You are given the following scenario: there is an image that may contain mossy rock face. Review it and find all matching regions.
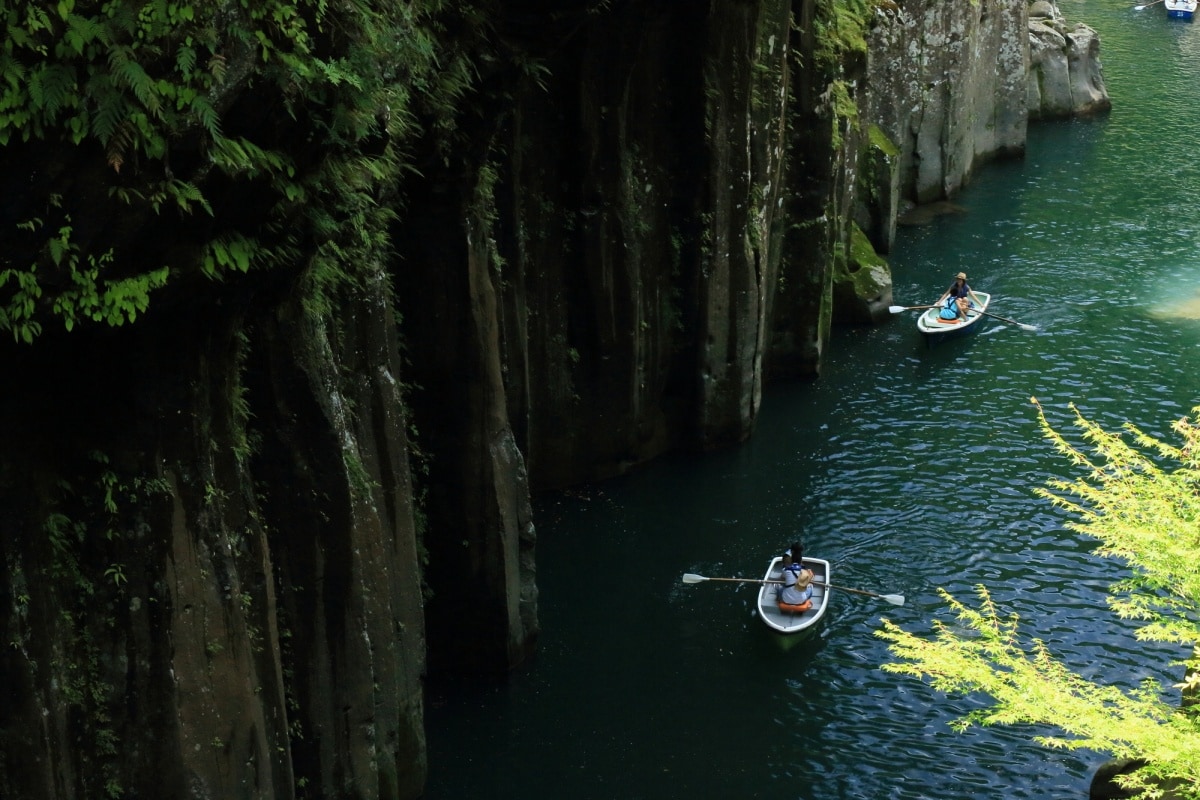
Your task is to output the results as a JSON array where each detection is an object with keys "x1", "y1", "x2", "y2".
[
  {"x1": 832, "y1": 224, "x2": 892, "y2": 325},
  {"x1": 867, "y1": 123, "x2": 900, "y2": 159},
  {"x1": 848, "y1": 223, "x2": 887, "y2": 272}
]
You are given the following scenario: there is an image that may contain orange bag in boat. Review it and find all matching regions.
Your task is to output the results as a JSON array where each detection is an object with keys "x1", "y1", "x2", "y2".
[{"x1": 777, "y1": 600, "x2": 812, "y2": 613}]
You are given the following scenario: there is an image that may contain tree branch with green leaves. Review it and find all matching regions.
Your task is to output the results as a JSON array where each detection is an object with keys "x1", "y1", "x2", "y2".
[{"x1": 877, "y1": 398, "x2": 1200, "y2": 799}]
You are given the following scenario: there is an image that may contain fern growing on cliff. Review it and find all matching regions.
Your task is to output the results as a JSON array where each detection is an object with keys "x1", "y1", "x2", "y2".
[{"x1": 0, "y1": 0, "x2": 467, "y2": 342}]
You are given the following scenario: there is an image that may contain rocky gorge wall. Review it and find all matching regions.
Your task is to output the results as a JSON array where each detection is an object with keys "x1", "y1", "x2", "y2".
[
  {"x1": 0, "y1": 1, "x2": 1107, "y2": 798},
  {"x1": 853, "y1": 0, "x2": 1108, "y2": 259},
  {"x1": 400, "y1": 0, "x2": 1109, "y2": 781}
]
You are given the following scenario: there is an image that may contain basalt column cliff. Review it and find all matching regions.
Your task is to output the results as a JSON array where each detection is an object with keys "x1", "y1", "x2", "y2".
[{"x1": 0, "y1": 1, "x2": 1104, "y2": 798}]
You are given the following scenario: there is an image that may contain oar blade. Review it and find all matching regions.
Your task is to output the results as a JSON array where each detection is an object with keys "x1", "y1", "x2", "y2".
[
  {"x1": 980, "y1": 310, "x2": 1036, "y2": 330},
  {"x1": 888, "y1": 305, "x2": 907, "y2": 314},
  {"x1": 883, "y1": 594, "x2": 905, "y2": 606},
  {"x1": 681, "y1": 573, "x2": 708, "y2": 584}
]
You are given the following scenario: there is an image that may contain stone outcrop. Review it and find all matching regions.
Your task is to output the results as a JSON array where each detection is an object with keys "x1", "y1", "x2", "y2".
[
  {"x1": 854, "y1": 0, "x2": 1109, "y2": 258},
  {"x1": 859, "y1": 0, "x2": 1030, "y2": 247},
  {"x1": 1028, "y1": 1, "x2": 1112, "y2": 119}
]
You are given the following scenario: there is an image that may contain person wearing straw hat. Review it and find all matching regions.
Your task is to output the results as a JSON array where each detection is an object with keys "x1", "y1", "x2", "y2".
[
  {"x1": 935, "y1": 271, "x2": 983, "y2": 321},
  {"x1": 777, "y1": 542, "x2": 814, "y2": 612}
]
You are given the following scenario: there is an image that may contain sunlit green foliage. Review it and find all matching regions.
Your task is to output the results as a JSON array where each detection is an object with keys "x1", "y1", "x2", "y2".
[
  {"x1": 1034, "y1": 403, "x2": 1200, "y2": 650},
  {"x1": 878, "y1": 400, "x2": 1200, "y2": 798}
]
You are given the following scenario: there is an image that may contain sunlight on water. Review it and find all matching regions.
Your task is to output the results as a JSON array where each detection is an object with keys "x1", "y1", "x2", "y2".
[{"x1": 1150, "y1": 287, "x2": 1200, "y2": 319}]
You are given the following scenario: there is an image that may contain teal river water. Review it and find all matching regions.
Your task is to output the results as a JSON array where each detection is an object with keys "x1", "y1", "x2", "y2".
[{"x1": 424, "y1": 3, "x2": 1200, "y2": 797}]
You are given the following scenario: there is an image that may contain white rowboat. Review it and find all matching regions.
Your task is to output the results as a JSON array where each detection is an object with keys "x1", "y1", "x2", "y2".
[
  {"x1": 756, "y1": 556, "x2": 831, "y2": 635},
  {"x1": 915, "y1": 290, "x2": 992, "y2": 346}
]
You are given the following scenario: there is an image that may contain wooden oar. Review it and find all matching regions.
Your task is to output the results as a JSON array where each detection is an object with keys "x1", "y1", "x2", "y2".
[
  {"x1": 977, "y1": 309, "x2": 1037, "y2": 331},
  {"x1": 1135, "y1": 0, "x2": 1164, "y2": 9},
  {"x1": 892, "y1": 302, "x2": 1034, "y2": 330},
  {"x1": 888, "y1": 304, "x2": 937, "y2": 314},
  {"x1": 681, "y1": 573, "x2": 905, "y2": 606}
]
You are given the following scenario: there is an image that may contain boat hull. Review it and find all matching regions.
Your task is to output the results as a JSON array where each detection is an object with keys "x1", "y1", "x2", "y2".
[
  {"x1": 915, "y1": 290, "x2": 991, "y2": 347},
  {"x1": 756, "y1": 556, "x2": 831, "y2": 636},
  {"x1": 1167, "y1": 0, "x2": 1196, "y2": 18}
]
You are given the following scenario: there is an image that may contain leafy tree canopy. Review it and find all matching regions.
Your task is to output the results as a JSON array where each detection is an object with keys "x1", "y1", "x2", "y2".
[
  {"x1": 878, "y1": 398, "x2": 1200, "y2": 799},
  {"x1": 0, "y1": 0, "x2": 472, "y2": 342}
]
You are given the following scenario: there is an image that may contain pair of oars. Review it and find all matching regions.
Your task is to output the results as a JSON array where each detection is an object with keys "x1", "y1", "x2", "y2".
[
  {"x1": 1135, "y1": 0, "x2": 1164, "y2": 9},
  {"x1": 681, "y1": 573, "x2": 905, "y2": 606},
  {"x1": 888, "y1": 304, "x2": 1037, "y2": 332}
]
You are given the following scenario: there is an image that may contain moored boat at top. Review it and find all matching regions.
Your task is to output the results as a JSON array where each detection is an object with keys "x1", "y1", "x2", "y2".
[
  {"x1": 915, "y1": 290, "x2": 991, "y2": 347},
  {"x1": 1167, "y1": 0, "x2": 1197, "y2": 19},
  {"x1": 756, "y1": 556, "x2": 831, "y2": 635}
]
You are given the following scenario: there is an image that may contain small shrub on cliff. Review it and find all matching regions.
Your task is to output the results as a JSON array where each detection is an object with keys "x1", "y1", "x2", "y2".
[{"x1": 878, "y1": 399, "x2": 1200, "y2": 798}]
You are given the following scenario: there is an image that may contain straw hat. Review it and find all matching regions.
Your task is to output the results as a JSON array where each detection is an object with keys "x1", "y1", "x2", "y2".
[{"x1": 956, "y1": 271, "x2": 967, "y2": 280}]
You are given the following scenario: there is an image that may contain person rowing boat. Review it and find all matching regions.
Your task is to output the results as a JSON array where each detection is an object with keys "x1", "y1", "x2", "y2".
[{"x1": 934, "y1": 271, "x2": 984, "y2": 321}]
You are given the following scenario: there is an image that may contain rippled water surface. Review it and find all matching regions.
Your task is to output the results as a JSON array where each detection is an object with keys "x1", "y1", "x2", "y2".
[{"x1": 425, "y1": 4, "x2": 1200, "y2": 797}]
